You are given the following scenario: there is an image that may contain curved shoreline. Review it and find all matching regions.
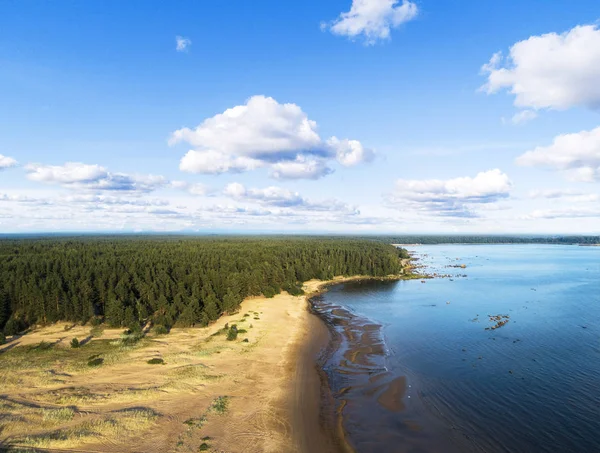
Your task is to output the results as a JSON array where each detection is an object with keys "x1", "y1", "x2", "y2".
[
  {"x1": 306, "y1": 275, "x2": 463, "y2": 453},
  {"x1": 304, "y1": 276, "x2": 406, "y2": 453}
]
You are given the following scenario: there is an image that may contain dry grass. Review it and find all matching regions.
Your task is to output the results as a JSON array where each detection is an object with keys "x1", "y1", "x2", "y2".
[{"x1": 0, "y1": 280, "x2": 331, "y2": 453}]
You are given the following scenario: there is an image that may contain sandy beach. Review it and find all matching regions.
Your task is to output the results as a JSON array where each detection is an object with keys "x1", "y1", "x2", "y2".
[{"x1": 0, "y1": 279, "x2": 351, "y2": 453}]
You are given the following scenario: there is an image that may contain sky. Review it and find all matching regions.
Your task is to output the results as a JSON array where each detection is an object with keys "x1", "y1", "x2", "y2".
[{"x1": 1, "y1": 0, "x2": 600, "y2": 234}]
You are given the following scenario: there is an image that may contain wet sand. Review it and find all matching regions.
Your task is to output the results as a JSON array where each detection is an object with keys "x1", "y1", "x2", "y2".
[{"x1": 310, "y1": 279, "x2": 461, "y2": 453}]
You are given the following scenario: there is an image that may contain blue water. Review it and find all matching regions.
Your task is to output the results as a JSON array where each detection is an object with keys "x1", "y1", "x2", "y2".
[{"x1": 321, "y1": 244, "x2": 600, "y2": 453}]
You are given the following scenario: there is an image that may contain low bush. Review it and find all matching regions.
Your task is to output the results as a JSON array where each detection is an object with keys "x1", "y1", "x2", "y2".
[
  {"x1": 147, "y1": 358, "x2": 164, "y2": 365},
  {"x1": 226, "y1": 325, "x2": 238, "y2": 341},
  {"x1": 70, "y1": 338, "x2": 80, "y2": 348},
  {"x1": 87, "y1": 357, "x2": 104, "y2": 367}
]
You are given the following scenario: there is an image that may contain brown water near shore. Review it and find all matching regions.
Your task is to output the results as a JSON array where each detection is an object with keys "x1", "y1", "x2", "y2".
[{"x1": 309, "y1": 280, "x2": 461, "y2": 453}]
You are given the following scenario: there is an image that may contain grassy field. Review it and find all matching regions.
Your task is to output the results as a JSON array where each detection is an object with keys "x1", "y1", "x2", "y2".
[{"x1": 0, "y1": 299, "x2": 274, "y2": 453}]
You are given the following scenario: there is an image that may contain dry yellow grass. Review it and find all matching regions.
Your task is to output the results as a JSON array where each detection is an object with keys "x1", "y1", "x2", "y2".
[{"x1": 0, "y1": 279, "x2": 339, "y2": 453}]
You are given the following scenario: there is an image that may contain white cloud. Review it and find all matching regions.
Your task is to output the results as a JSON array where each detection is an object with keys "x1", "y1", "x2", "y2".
[
  {"x1": 481, "y1": 25, "x2": 600, "y2": 110},
  {"x1": 25, "y1": 162, "x2": 168, "y2": 192},
  {"x1": 179, "y1": 150, "x2": 263, "y2": 174},
  {"x1": 170, "y1": 181, "x2": 211, "y2": 196},
  {"x1": 270, "y1": 156, "x2": 333, "y2": 180},
  {"x1": 0, "y1": 154, "x2": 17, "y2": 169},
  {"x1": 389, "y1": 169, "x2": 513, "y2": 217},
  {"x1": 328, "y1": 137, "x2": 375, "y2": 166},
  {"x1": 509, "y1": 110, "x2": 538, "y2": 125},
  {"x1": 516, "y1": 126, "x2": 600, "y2": 182},
  {"x1": 224, "y1": 182, "x2": 359, "y2": 214},
  {"x1": 527, "y1": 207, "x2": 600, "y2": 219},
  {"x1": 324, "y1": 0, "x2": 418, "y2": 45},
  {"x1": 176, "y1": 36, "x2": 191, "y2": 52},
  {"x1": 170, "y1": 95, "x2": 372, "y2": 179}
]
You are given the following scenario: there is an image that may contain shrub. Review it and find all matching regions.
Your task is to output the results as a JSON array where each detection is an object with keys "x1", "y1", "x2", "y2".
[
  {"x1": 0, "y1": 332, "x2": 5, "y2": 345},
  {"x1": 153, "y1": 324, "x2": 169, "y2": 335},
  {"x1": 237, "y1": 329, "x2": 247, "y2": 334},
  {"x1": 199, "y1": 443, "x2": 210, "y2": 451},
  {"x1": 262, "y1": 286, "x2": 278, "y2": 298},
  {"x1": 70, "y1": 338, "x2": 80, "y2": 348},
  {"x1": 147, "y1": 358, "x2": 164, "y2": 365},
  {"x1": 87, "y1": 357, "x2": 104, "y2": 367},
  {"x1": 212, "y1": 396, "x2": 229, "y2": 414},
  {"x1": 226, "y1": 325, "x2": 238, "y2": 341}
]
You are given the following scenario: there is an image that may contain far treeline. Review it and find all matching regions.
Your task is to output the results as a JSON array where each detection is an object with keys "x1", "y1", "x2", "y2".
[
  {"x1": 376, "y1": 235, "x2": 600, "y2": 244},
  {"x1": 0, "y1": 237, "x2": 409, "y2": 336}
]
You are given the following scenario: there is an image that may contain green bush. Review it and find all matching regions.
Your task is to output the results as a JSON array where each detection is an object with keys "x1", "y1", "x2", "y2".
[
  {"x1": 0, "y1": 332, "x2": 5, "y2": 345},
  {"x1": 147, "y1": 358, "x2": 165, "y2": 365},
  {"x1": 153, "y1": 324, "x2": 169, "y2": 335},
  {"x1": 199, "y1": 443, "x2": 210, "y2": 451},
  {"x1": 226, "y1": 325, "x2": 238, "y2": 341},
  {"x1": 87, "y1": 357, "x2": 104, "y2": 367},
  {"x1": 70, "y1": 338, "x2": 80, "y2": 348}
]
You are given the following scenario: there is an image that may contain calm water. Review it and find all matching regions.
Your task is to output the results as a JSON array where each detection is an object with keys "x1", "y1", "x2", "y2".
[{"x1": 318, "y1": 244, "x2": 600, "y2": 453}]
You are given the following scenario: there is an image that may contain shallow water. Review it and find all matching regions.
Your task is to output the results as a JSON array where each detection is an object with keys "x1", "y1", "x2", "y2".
[{"x1": 316, "y1": 244, "x2": 600, "y2": 453}]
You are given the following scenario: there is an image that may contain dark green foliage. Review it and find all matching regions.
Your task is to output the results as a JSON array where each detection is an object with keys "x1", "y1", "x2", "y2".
[
  {"x1": 70, "y1": 338, "x2": 80, "y2": 348},
  {"x1": 199, "y1": 443, "x2": 210, "y2": 451},
  {"x1": 147, "y1": 358, "x2": 164, "y2": 365},
  {"x1": 0, "y1": 332, "x2": 5, "y2": 344},
  {"x1": 226, "y1": 325, "x2": 238, "y2": 341},
  {"x1": 152, "y1": 324, "x2": 169, "y2": 335},
  {"x1": 0, "y1": 236, "x2": 405, "y2": 331},
  {"x1": 87, "y1": 357, "x2": 104, "y2": 367}
]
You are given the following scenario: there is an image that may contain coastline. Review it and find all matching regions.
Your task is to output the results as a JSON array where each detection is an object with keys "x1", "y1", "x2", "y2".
[
  {"x1": 307, "y1": 273, "x2": 465, "y2": 453},
  {"x1": 303, "y1": 274, "x2": 415, "y2": 453}
]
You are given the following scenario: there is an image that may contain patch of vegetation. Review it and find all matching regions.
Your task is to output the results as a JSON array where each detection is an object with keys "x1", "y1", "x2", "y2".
[
  {"x1": 0, "y1": 331, "x2": 5, "y2": 344},
  {"x1": 15, "y1": 408, "x2": 158, "y2": 449},
  {"x1": 29, "y1": 341, "x2": 54, "y2": 352},
  {"x1": 42, "y1": 407, "x2": 76, "y2": 423},
  {"x1": 90, "y1": 325, "x2": 104, "y2": 337},
  {"x1": 237, "y1": 329, "x2": 247, "y2": 334},
  {"x1": 70, "y1": 338, "x2": 80, "y2": 348},
  {"x1": 183, "y1": 415, "x2": 206, "y2": 429},
  {"x1": 226, "y1": 325, "x2": 238, "y2": 341},
  {"x1": 147, "y1": 358, "x2": 164, "y2": 365},
  {"x1": 199, "y1": 442, "x2": 210, "y2": 451},
  {"x1": 152, "y1": 324, "x2": 169, "y2": 335},
  {"x1": 87, "y1": 357, "x2": 104, "y2": 367},
  {"x1": 211, "y1": 396, "x2": 229, "y2": 414}
]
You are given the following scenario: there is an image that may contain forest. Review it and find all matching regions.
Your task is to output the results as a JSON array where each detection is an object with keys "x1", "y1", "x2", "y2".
[{"x1": 0, "y1": 236, "x2": 409, "y2": 336}]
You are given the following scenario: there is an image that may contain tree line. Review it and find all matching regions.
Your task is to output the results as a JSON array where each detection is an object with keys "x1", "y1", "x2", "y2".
[{"x1": 0, "y1": 236, "x2": 408, "y2": 335}]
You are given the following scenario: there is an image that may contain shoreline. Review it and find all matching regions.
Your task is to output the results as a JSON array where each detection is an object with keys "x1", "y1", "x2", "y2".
[
  {"x1": 306, "y1": 273, "x2": 464, "y2": 453},
  {"x1": 302, "y1": 274, "x2": 415, "y2": 453}
]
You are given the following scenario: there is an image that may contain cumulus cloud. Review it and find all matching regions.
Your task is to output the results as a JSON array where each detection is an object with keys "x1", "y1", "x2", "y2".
[
  {"x1": 25, "y1": 162, "x2": 168, "y2": 192},
  {"x1": 0, "y1": 154, "x2": 18, "y2": 169},
  {"x1": 323, "y1": 0, "x2": 418, "y2": 45},
  {"x1": 481, "y1": 25, "x2": 600, "y2": 110},
  {"x1": 170, "y1": 95, "x2": 372, "y2": 179},
  {"x1": 223, "y1": 182, "x2": 358, "y2": 214},
  {"x1": 328, "y1": 137, "x2": 375, "y2": 166},
  {"x1": 270, "y1": 156, "x2": 333, "y2": 180},
  {"x1": 389, "y1": 169, "x2": 512, "y2": 217},
  {"x1": 516, "y1": 126, "x2": 600, "y2": 182},
  {"x1": 176, "y1": 36, "x2": 191, "y2": 52}
]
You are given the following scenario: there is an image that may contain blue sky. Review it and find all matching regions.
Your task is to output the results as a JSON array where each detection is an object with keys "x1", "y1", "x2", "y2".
[{"x1": 1, "y1": 0, "x2": 600, "y2": 233}]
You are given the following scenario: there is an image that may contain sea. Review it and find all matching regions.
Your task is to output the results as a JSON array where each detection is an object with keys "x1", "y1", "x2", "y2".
[{"x1": 313, "y1": 244, "x2": 600, "y2": 453}]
